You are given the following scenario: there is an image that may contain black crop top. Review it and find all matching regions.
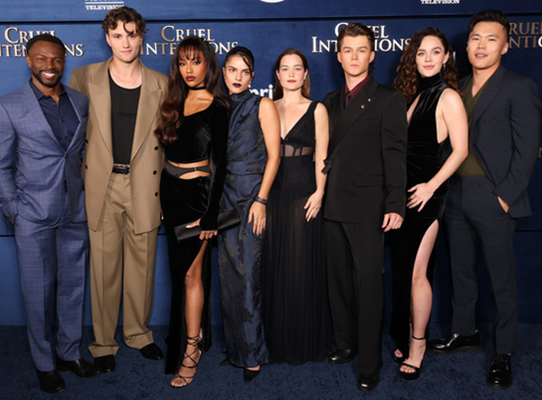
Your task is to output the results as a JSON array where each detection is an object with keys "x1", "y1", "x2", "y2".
[{"x1": 165, "y1": 98, "x2": 229, "y2": 230}]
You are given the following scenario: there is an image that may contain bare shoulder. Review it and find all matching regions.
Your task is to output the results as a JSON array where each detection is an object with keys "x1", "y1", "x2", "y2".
[
  {"x1": 440, "y1": 88, "x2": 463, "y2": 108},
  {"x1": 314, "y1": 102, "x2": 328, "y2": 118},
  {"x1": 259, "y1": 96, "x2": 277, "y2": 112}
]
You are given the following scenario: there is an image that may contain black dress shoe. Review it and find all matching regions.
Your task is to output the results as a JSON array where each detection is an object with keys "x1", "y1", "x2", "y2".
[
  {"x1": 328, "y1": 349, "x2": 356, "y2": 364},
  {"x1": 36, "y1": 369, "x2": 66, "y2": 394},
  {"x1": 139, "y1": 343, "x2": 164, "y2": 360},
  {"x1": 94, "y1": 355, "x2": 116, "y2": 373},
  {"x1": 244, "y1": 367, "x2": 261, "y2": 383},
  {"x1": 487, "y1": 353, "x2": 512, "y2": 390},
  {"x1": 428, "y1": 331, "x2": 481, "y2": 354},
  {"x1": 57, "y1": 357, "x2": 102, "y2": 378},
  {"x1": 357, "y1": 374, "x2": 379, "y2": 392}
]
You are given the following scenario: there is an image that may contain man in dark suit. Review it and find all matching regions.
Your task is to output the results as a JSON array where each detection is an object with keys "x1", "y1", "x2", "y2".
[
  {"x1": 429, "y1": 10, "x2": 541, "y2": 390},
  {"x1": 323, "y1": 23, "x2": 408, "y2": 391},
  {"x1": 0, "y1": 34, "x2": 101, "y2": 394}
]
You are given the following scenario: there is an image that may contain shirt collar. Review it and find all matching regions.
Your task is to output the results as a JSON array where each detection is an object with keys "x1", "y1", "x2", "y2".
[
  {"x1": 344, "y1": 75, "x2": 371, "y2": 100},
  {"x1": 29, "y1": 79, "x2": 66, "y2": 100}
]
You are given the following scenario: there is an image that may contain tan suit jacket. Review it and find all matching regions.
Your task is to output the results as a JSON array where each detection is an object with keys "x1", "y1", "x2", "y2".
[{"x1": 70, "y1": 58, "x2": 168, "y2": 234}]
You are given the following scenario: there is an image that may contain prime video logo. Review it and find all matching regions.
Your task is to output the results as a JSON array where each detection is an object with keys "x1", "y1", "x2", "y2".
[{"x1": 260, "y1": 0, "x2": 286, "y2": 3}]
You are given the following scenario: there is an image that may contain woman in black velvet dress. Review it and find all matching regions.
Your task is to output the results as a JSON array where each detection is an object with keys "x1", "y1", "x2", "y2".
[
  {"x1": 390, "y1": 27, "x2": 468, "y2": 380},
  {"x1": 155, "y1": 36, "x2": 229, "y2": 388}
]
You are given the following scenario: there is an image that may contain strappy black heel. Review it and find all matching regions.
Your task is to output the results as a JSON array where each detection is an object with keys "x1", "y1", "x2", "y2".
[{"x1": 171, "y1": 336, "x2": 202, "y2": 388}]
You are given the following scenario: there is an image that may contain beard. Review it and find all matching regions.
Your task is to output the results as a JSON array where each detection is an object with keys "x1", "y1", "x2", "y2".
[{"x1": 32, "y1": 69, "x2": 63, "y2": 88}]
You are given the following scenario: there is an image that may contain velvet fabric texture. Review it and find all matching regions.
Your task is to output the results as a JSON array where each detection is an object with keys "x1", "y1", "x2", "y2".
[
  {"x1": 389, "y1": 73, "x2": 450, "y2": 357},
  {"x1": 160, "y1": 98, "x2": 228, "y2": 373}
]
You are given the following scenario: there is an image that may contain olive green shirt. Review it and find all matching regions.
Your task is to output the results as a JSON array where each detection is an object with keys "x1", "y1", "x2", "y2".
[{"x1": 456, "y1": 77, "x2": 489, "y2": 177}]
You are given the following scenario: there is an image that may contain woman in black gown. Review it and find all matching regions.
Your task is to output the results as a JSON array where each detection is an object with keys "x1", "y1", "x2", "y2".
[
  {"x1": 390, "y1": 27, "x2": 468, "y2": 380},
  {"x1": 155, "y1": 36, "x2": 229, "y2": 388},
  {"x1": 262, "y1": 48, "x2": 331, "y2": 364},
  {"x1": 218, "y1": 46, "x2": 281, "y2": 382}
]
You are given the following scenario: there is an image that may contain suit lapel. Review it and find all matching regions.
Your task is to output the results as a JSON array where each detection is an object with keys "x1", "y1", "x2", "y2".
[
  {"x1": 21, "y1": 83, "x2": 63, "y2": 149},
  {"x1": 131, "y1": 63, "x2": 161, "y2": 160},
  {"x1": 88, "y1": 60, "x2": 113, "y2": 157},
  {"x1": 328, "y1": 78, "x2": 378, "y2": 155},
  {"x1": 469, "y1": 66, "x2": 505, "y2": 138},
  {"x1": 65, "y1": 88, "x2": 84, "y2": 152}
]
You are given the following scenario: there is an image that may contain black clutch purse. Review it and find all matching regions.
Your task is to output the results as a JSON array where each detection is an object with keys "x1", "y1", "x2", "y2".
[{"x1": 173, "y1": 210, "x2": 241, "y2": 242}]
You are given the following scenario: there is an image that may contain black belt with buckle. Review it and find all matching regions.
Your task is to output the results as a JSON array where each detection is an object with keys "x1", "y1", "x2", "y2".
[{"x1": 112, "y1": 165, "x2": 130, "y2": 174}]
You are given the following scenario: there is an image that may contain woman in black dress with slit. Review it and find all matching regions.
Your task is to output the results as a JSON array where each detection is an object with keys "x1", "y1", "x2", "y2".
[
  {"x1": 390, "y1": 27, "x2": 468, "y2": 380},
  {"x1": 155, "y1": 36, "x2": 228, "y2": 388}
]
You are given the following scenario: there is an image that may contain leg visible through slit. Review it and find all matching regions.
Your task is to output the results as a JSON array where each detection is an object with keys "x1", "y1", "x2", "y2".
[
  {"x1": 400, "y1": 220, "x2": 439, "y2": 374},
  {"x1": 171, "y1": 240, "x2": 208, "y2": 388}
]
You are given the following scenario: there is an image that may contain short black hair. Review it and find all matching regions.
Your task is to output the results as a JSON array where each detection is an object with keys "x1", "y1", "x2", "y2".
[
  {"x1": 469, "y1": 9, "x2": 510, "y2": 39},
  {"x1": 26, "y1": 33, "x2": 65, "y2": 54}
]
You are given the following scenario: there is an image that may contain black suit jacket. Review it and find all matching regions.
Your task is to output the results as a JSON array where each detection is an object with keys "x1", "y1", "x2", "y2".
[
  {"x1": 323, "y1": 77, "x2": 408, "y2": 223},
  {"x1": 459, "y1": 65, "x2": 541, "y2": 218}
]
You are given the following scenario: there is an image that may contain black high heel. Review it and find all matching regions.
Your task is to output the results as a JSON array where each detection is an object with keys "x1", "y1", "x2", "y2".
[
  {"x1": 171, "y1": 336, "x2": 202, "y2": 388},
  {"x1": 392, "y1": 349, "x2": 406, "y2": 364},
  {"x1": 399, "y1": 336, "x2": 425, "y2": 381},
  {"x1": 243, "y1": 367, "x2": 261, "y2": 383},
  {"x1": 219, "y1": 357, "x2": 232, "y2": 366}
]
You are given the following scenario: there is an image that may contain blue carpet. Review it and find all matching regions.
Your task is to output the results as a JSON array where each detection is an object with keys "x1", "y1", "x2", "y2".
[{"x1": 0, "y1": 324, "x2": 540, "y2": 399}]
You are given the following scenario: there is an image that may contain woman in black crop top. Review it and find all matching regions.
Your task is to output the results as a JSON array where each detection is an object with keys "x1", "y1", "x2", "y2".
[{"x1": 155, "y1": 36, "x2": 229, "y2": 388}]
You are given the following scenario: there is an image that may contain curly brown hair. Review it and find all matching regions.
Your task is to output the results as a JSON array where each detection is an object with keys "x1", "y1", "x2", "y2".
[
  {"x1": 395, "y1": 27, "x2": 459, "y2": 104},
  {"x1": 102, "y1": 6, "x2": 147, "y2": 36},
  {"x1": 155, "y1": 36, "x2": 229, "y2": 146}
]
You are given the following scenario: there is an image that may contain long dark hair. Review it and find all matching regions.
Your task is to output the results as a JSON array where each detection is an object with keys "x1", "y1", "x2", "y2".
[
  {"x1": 395, "y1": 27, "x2": 459, "y2": 104},
  {"x1": 273, "y1": 48, "x2": 311, "y2": 100},
  {"x1": 155, "y1": 36, "x2": 228, "y2": 146}
]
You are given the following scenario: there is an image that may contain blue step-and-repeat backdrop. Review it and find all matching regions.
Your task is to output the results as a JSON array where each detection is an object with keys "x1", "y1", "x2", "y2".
[{"x1": 1, "y1": 0, "x2": 541, "y2": 326}]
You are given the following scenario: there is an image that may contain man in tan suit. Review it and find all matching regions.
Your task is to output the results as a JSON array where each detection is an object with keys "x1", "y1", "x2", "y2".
[{"x1": 70, "y1": 6, "x2": 168, "y2": 373}]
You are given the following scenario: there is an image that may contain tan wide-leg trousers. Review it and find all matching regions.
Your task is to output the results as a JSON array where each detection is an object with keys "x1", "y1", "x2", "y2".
[{"x1": 88, "y1": 173, "x2": 158, "y2": 357}]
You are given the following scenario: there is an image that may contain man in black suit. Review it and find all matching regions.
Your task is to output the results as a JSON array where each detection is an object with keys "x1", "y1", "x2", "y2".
[
  {"x1": 323, "y1": 23, "x2": 407, "y2": 391},
  {"x1": 429, "y1": 10, "x2": 541, "y2": 390}
]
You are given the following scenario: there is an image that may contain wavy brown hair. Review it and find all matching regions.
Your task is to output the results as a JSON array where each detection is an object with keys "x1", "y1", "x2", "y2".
[
  {"x1": 395, "y1": 27, "x2": 459, "y2": 104},
  {"x1": 273, "y1": 48, "x2": 310, "y2": 100},
  {"x1": 102, "y1": 6, "x2": 147, "y2": 36},
  {"x1": 155, "y1": 36, "x2": 228, "y2": 146}
]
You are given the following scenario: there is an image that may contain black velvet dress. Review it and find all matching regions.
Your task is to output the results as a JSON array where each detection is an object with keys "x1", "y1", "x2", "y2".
[
  {"x1": 389, "y1": 74, "x2": 449, "y2": 357},
  {"x1": 160, "y1": 98, "x2": 228, "y2": 374},
  {"x1": 262, "y1": 101, "x2": 332, "y2": 364}
]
